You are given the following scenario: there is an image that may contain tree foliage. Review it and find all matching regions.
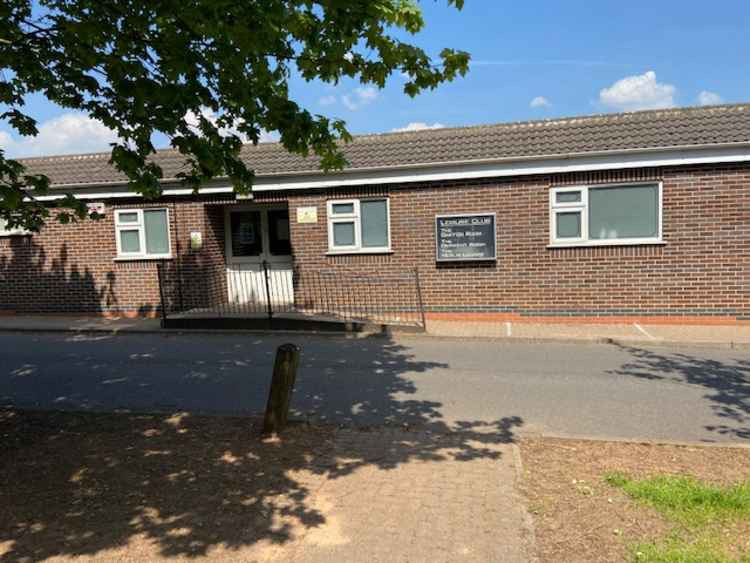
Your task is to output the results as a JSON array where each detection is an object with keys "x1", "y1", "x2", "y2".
[{"x1": 0, "y1": 0, "x2": 469, "y2": 229}]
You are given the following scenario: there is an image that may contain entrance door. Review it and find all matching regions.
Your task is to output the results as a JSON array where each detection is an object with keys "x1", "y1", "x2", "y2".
[{"x1": 225, "y1": 205, "x2": 294, "y2": 307}]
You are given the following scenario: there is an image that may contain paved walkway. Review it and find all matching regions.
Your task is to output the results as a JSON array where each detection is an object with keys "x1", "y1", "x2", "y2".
[
  {"x1": 279, "y1": 427, "x2": 534, "y2": 563},
  {"x1": 0, "y1": 314, "x2": 748, "y2": 347},
  {"x1": 0, "y1": 411, "x2": 535, "y2": 562},
  {"x1": 426, "y1": 319, "x2": 750, "y2": 347}
]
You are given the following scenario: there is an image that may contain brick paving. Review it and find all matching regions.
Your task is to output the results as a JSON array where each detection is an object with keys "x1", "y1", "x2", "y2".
[
  {"x1": 0, "y1": 411, "x2": 535, "y2": 562},
  {"x1": 282, "y1": 426, "x2": 535, "y2": 563}
]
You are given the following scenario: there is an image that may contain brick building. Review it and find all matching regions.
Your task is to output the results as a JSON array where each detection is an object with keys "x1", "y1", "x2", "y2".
[{"x1": 1, "y1": 104, "x2": 748, "y2": 324}]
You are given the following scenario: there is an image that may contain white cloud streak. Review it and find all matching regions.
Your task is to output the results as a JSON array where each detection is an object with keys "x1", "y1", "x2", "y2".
[
  {"x1": 391, "y1": 122, "x2": 445, "y2": 132},
  {"x1": 341, "y1": 86, "x2": 379, "y2": 111},
  {"x1": 0, "y1": 108, "x2": 279, "y2": 159},
  {"x1": 471, "y1": 59, "x2": 613, "y2": 67}
]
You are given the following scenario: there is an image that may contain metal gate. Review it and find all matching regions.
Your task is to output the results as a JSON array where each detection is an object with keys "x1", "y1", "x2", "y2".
[{"x1": 157, "y1": 261, "x2": 426, "y2": 329}]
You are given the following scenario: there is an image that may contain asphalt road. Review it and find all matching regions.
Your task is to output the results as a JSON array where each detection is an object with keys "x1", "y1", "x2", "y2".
[{"x1": 1, "y1": 331, "x2": 748, "y2": 443}]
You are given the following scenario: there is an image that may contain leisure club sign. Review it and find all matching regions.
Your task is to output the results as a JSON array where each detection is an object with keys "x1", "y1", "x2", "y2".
[{"x1": 435, "y1": 213, "x2": 497, "y2": 262}]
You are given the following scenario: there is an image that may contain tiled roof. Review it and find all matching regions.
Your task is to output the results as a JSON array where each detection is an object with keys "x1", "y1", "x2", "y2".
[{"x1": 18, "y1": 103, "x2": 750, "y2": 188}]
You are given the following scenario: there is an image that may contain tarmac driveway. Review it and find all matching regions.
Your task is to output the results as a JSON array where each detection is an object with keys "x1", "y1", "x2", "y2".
[{"x1": 0, "y1": 331, "x2": 748, "y2": 443}]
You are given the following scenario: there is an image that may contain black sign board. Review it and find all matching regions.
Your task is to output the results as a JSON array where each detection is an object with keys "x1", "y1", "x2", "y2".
[{"x1": 435, "y1": 213, "x2": 496, "y2": 262}]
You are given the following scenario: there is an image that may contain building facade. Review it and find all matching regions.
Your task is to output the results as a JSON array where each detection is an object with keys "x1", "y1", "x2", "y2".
[{"x1": 1, "y1": 105, "x2": 749, "y2": 323}]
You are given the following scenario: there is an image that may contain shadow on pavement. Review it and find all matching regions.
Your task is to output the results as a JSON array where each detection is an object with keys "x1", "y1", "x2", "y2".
[
  {"x1": 0, "y1": 333, "x2": 523, "y2": 561},
  {"x1": 609, "y1": 344, "x2": 750, "y2": 440}
]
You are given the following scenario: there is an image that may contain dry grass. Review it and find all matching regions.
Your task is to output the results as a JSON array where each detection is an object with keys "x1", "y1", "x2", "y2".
[{"x1": 519, "y1": 438, "x2": 750, "y2": 562}]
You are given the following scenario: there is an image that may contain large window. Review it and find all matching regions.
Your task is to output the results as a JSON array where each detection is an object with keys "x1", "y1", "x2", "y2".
[
  {"x1": 327, "y1": 198, "x2": 390, "y2": 253},
  {"x1": 549, "y1": 183, "x2": 662, "y2": 246},
  {"x1": 115, "y1": 208, "x2": 171, "y2": 259}
]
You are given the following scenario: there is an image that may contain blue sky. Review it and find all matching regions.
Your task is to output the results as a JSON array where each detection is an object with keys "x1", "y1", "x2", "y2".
[{"x1": 2, "y1": 0, "x2": 749, "y2": 157}]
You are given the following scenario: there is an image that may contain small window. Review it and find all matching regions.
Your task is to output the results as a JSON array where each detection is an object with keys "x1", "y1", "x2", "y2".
[
  {"x1": 327, "y1": 198, "x2": 390, "y2": 254},
  {"x1": 115, "y1": 208, "x2": 171, "y2": 259},
  {"x1": 556, "y1": 212, "x2": 582, "y2": 239},
  {"x1": 556, "y1": 191, "x2": 581, "y2": 204},
  {"x1": 549, "y1": 184, "x2": 662, "y2": 246},
  {"x1": 331, "y1": 203, "x2": 355, "y2": 215}
]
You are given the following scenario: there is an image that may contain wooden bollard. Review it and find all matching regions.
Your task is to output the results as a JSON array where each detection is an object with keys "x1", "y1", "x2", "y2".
[{"x1": 262, "y1": 343, "x2": 300, "y2": 435}]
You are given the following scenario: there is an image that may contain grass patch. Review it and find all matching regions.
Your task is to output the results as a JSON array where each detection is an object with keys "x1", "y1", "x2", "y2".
[
  {"x1": 631, "y1": 538, "x2": 745, "y2": 563},
  {"x1": 605, "y1": 472, "x2": 750, "y2": 562},
  {"x1": 604, "y1": 472, "x2": 750, "y2": 527}
]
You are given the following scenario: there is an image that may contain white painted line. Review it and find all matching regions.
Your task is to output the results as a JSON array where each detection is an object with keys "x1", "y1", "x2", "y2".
[
  {"x1": 506, "y1": 321, "x2": 512, "y2": 337},
  {"x1": 633, "y1": 323, "x2": 656, "y2": 340}
]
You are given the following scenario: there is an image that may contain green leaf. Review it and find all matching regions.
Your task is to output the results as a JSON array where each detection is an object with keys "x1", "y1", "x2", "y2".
[{"x1": 0, "y1": 0, "x2": 471, "y2": 230}]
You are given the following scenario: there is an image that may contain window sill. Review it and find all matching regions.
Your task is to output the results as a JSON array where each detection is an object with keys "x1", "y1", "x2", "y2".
[
  {"x1": 114, "y1": 255, "x2": 173, "y2": 262},
  {"x1": 326, "y1": 249, "x2": 393, "y2": 256},
  {"x1": 547, "y1": 240, "x2": 666, "y2": 249}
]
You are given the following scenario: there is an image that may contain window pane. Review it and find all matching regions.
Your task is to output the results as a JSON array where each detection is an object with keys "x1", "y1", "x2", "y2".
[
  {"x1": 331, "y1": 203, "x2": 354, "y2": 215},
  {"x1": 120, "y1": 230, "x2": 141, "y2": 253},
  {"x1": 118, "y1": 212, "x2": 139, "y2": 223},
  {"x1": 556, "y1": 212, "x2": 581, "y2": 239},
  {"x1": 556, "y1": 191, "x2": 581, "y2": 203},
  {"x1": 589, "y1": 185, "x2": 658, "y2": 240},
  {"x1": 333, "y1": 222, "x2": 355, "y2": 246},
  {"x1": 268, "y1": 209, "x2": 292, "y2": 256},
  {"x1": 230, "y1": 211, "x2": 263, "y2": 257},
  {"x1": 361, "y1": 200, "x2": 388, "y2": 247},
  {"x1": 144, "y1": 210, "x2": 169, "y2": 254}
]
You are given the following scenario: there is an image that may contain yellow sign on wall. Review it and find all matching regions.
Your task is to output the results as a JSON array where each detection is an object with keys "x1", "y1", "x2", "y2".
[{"x1": 296, "y1": 206, "x2": 318, "y2": 224}]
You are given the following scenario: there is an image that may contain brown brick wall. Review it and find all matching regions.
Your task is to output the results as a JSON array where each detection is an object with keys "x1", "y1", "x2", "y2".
[
  {"x1": 283, "y1": 163, "x2": 749, "y2": 319},
  {"x1": 0, "y1": 163, "x2": 747, "y2": 319},
  {"x1": 0, "y1": 199, "x2": 227, "y2": 315}
]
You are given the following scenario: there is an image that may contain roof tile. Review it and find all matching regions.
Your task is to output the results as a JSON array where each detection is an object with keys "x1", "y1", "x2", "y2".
[{"x1": 17, "y1": 103, "x2": 750, "y2": 188}]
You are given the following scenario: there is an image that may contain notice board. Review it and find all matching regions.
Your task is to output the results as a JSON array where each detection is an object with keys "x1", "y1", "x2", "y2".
[{"x1": 435, "y1": 213, "x2": 496, "y2": 262}]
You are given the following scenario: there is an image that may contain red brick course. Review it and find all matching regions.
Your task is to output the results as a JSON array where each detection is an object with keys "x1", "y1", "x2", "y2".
[{"x1": 0, "y1": 163, "x2": 747, "y2": 321}]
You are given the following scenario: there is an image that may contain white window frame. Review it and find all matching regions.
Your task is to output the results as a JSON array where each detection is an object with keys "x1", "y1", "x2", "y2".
[
  {"x1": 114, "y1": 208, "x2": 172, "y2": 260},
  {"x1": 549, "y1": 182, "x2": 663, "y2": 247},
  {"x1": 326, "y1": 198, "x2": 391, "y2": 254}
]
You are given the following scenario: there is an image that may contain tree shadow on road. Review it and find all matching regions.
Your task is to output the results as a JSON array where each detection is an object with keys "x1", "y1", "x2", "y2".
[
  {"x1": 0, "y1": 334, "x2": 524, "y2": 561},
  {"x1": 608, "y1": 344, "x2": 750, "y2": 440}
]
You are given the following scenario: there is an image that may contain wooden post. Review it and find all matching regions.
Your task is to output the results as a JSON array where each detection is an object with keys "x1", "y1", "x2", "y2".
[{"x1": 262, "y1": 343, "x2": 300, "y2": 435}]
